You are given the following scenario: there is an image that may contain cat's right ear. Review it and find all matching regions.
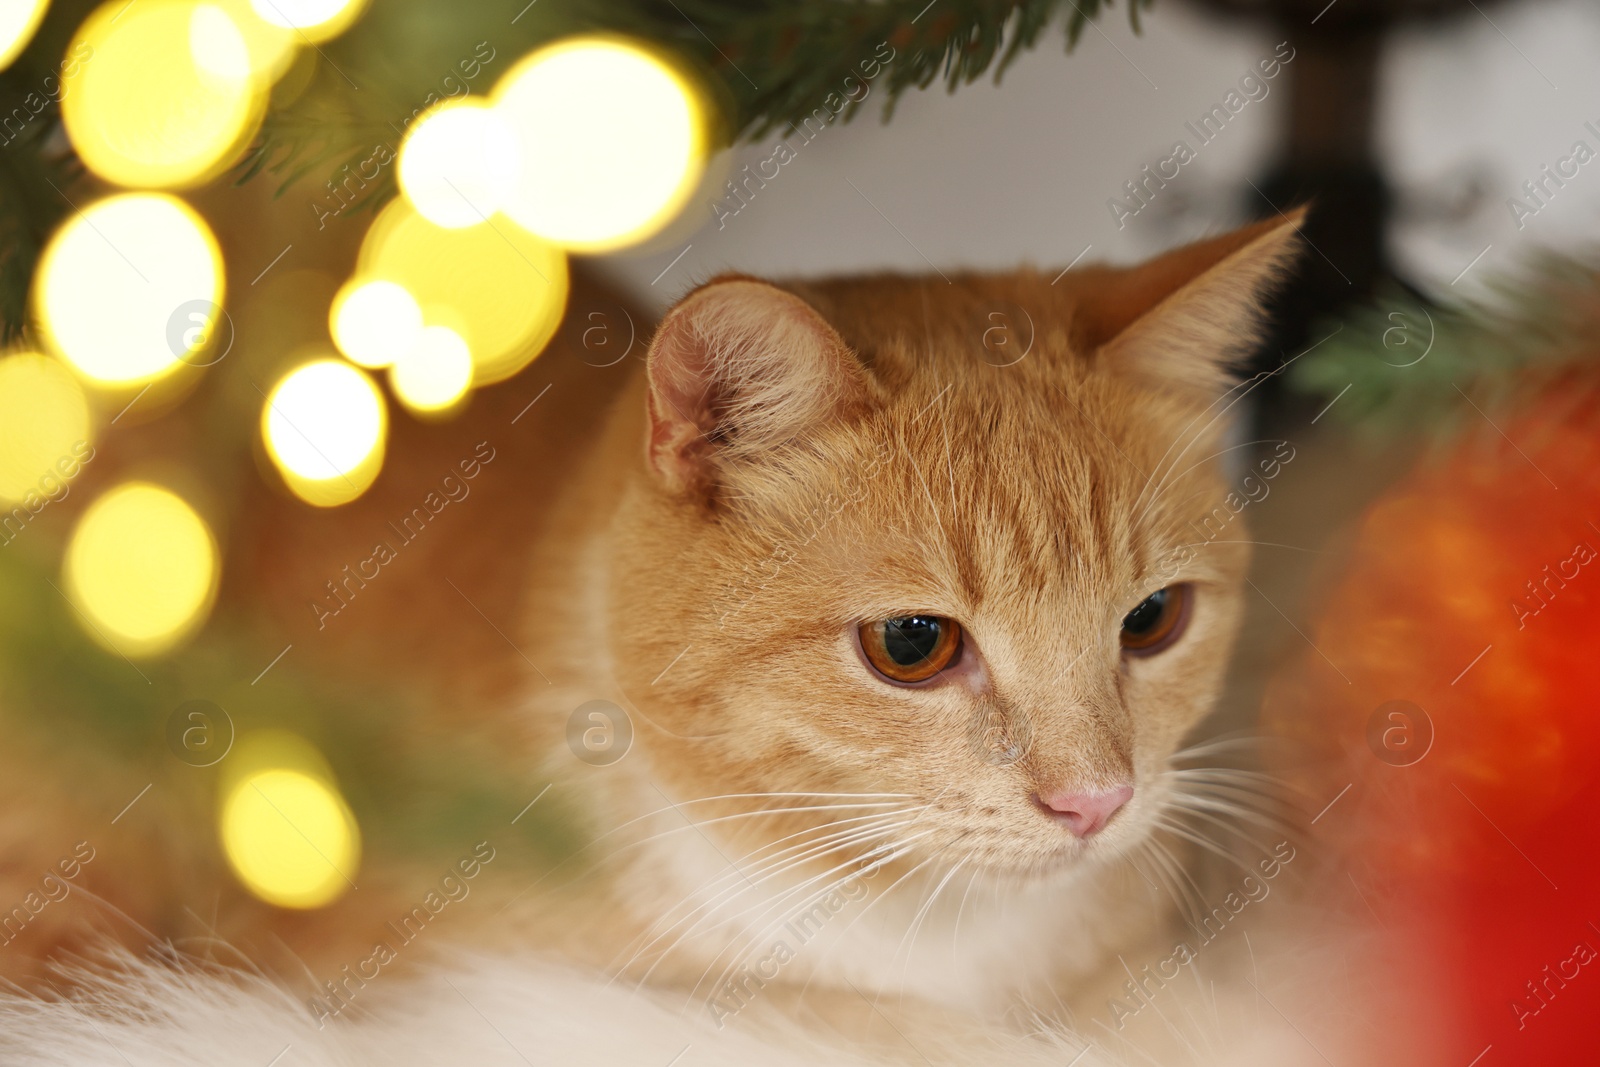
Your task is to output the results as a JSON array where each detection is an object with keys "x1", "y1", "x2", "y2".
[
  {"x1": 1079, "y1": 211, "x2": 1304, "y2": 396},
  {"x1": 644, "y1": 278, "x2": 868, "y2": 497}
]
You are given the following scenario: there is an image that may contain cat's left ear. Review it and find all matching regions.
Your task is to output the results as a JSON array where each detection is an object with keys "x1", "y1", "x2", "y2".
[
  {"x1": 644, "y1": 278, "x2": 868, "y2": 497},
  {"x1": 1087, "y1": 210, "x2": 1305, "y2": 394}
]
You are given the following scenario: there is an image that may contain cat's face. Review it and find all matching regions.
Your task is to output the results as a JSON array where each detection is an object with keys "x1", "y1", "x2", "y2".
[{"x1": 604, "y1": 217, "x2": 1298, "y2": 886}]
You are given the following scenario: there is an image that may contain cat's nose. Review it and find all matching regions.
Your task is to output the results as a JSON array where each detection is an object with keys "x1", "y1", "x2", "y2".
[{"x1": 1032, "y1": 785, "x2": 1134, "y2": 837}]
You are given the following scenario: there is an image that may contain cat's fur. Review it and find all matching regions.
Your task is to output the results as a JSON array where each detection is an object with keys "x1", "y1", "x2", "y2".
[{"x1": 0, "y1": 214, "x2": 1381, "y2": 1064}]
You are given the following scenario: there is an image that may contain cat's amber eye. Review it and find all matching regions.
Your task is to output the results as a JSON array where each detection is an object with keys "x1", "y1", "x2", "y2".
[
  {"x1": 1120, "y1": 585, "x2": 1191, "y2": 655},
  {"x1": 859, "y1": 615, "x2": 963, "y2": 684}
]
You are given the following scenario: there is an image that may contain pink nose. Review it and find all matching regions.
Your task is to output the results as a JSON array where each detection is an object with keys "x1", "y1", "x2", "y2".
[{"x1": 1034, "y1": 785, "x2": 1134, "y2": 837}]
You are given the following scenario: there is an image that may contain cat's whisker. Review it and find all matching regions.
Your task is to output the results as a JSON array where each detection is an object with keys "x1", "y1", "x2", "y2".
[
  {"x1": 1163, "y1": 759, "x2": 1279, "y2": 781},
  {"x1": 1138, "y1": 437, "x2": 1286, "y2": 517},
  {"x1": 651, "y1": 816, "x2": 921, "y2": 962},
  {"x1": 893, "y1": 850, "x2": 968, "y2": 994},
  {"x1": 621, "y1": 813, "x2": 929, "y2": 987},
  {"x1": 824, "y1": 843, "x2": 940, "y2": 946},
  {"x1": 688, "y1": 831, "x2": 937, "y2": 1008},
  {"x1": 950, "y1": 863, "x2": 982, "y2": 958},
  {"x1": 1129, "y1": 363, "x2": 1268, "y2": 519},
  {"x1": 787, "y1": 832, "x2": 941, "y2": 1004},
  {"x1": 1132, "y1": 332, "x2": 1327, "y2": 523},
  {"x1": 1168, "y1": 732, "x2": 1270, "y2": 761},
  {"x1": 1160, "y1": 769, "x2": 1289, "y2": 805},
  {"x1": 1128, "y1": 848, "x2": 1178, "y2": 920},
  {"x1": 513, "y1": 794, "x2": 920, "y2": 898},
  {"x1": 1166, "y1": 538, "x2": 1320, "y2": 555},
  {"x1": 1150, "y1": 843, "x2": 1210, "y2": 937},
  {"x1": 614, "y1": 813, "x2": 922, "y2": 983},
  {"x1": 1151, "y1": 815, "x2": 1259, "y2": 874},
  {"x1": 605, "y1": 802, "x2": 920, "y2": 865},
  {"x1": 1165, "y1": 791, "x2": 1293, "y2": 837},
  {"x1": 611, "y1": 815, "x2": 914, "y2": 975},
  {"x1": 686, "y1": 857, "x2": 888, "y2": 1007},
  {"x1": 1132, "y1": 340, "x2": 1328, "y2": 536},
  {"x1": 1142, "y1": 835, "x2": 1210, "y2": 933},
  {"x1": 1164, "y1": 775, "x2": 1290, "y2": 812},
  {"x1": 593, "y1": 792, "x2": 915, "y2": 845}
]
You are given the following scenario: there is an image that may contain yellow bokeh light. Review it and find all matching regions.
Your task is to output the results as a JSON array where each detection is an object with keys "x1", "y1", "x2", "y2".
[
  {"x1": 390, "y1": 324, "x2": 472, "y2": 414},
  {"x1": 0, "y1": 0, "x2": 48, "y2": 72},
  {"x1": 359, "y1": 199, "x2": 567, "y2": 385},
  {"x1": 34, "y1": 193, "x2": 224, "y2": 387},
  {"x1": 220, "y1": 764, "x2": 360, "y2": 909},
  {"x1": 398, "y1": 99, "x2": 518, "y2": 229},
  {"x1": 330, "y1": 278, "x2": 422, "y2": 368},
  {"x1": 248, "y1": 0, "x2": 365, "y2": 43},
  {"x1": 0, "y1": 353, "x2": 92, "y2": 504},
  {"x1": 190, "y1": 2, "x2": 253, "y2": 81},
  {"x1": 63, "y1": 0, "x2": 267, "y2": 189},
  {"x1": 202, "y1": 0, "x2": 298, "y2": 83},
  {"x1": 64, "y1": 482, "x2": 218, "y2": 657},
  {"x1": 494, "y1": 37, "x2": 708, "y2": 252},
  {"x1": 262, "y1": 358, "x2": 386, "y2": 507}
]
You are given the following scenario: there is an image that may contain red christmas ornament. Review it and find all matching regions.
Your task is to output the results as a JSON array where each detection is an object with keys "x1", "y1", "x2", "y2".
[{"x1": 1262, "y1": 386, "x2": 1600, "y2": 1066}]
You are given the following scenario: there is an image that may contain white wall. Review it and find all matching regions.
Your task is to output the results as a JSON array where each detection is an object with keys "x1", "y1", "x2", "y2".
[{"x1": 596, "y1": 0, "x2": 1600, "y2": 312}]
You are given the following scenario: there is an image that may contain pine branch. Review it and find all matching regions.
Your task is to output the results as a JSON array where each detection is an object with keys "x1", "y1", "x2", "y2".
[
  {"x1": 1289, "y1": 256, "x2": 1600, "y2": 442},
  {"x1": 0, "y1": 0, "x2": 98, "y2": 342},
  {"x1": 246, "y1": 0, "x2": 1147, "y2": 214},
  {"x1": 608, "y1": 0, "x2": 1150, "y2": 136},
  {"x1": 0, "y1": 0, "x2": 1148, "y2": 334},
  {"x1": 0, "y1": 119, "x2": 77, "y2": 343}
]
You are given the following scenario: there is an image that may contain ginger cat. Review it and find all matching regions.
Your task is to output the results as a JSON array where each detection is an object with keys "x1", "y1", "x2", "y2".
[{"x1": 0, "y1": 213, "x2": 1398, "y2": 1065}]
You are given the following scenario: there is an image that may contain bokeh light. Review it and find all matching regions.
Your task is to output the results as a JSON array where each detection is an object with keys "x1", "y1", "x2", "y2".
[
  {"x1": 35, "y1": 193, "x2": 223, "y2": 387},
  {"x1": 330, "y1": 278, "x2": 422, "y2": 368},
  {"x1": 262, "y1": 358, "x2": 386, "y2": 507},
  {"x1": 62, "y1": 0, "x2": 267, "y2": 189},
  {"x1": 64, "y1": 482, "x2": 218, "y2": 657},
  {"x1": 248, "y1": 0, "x2": 365, "y2": 43},
  {"x1": 201, "y1": 0, "x2": 298, "y2": 83},
  {"x1": 219, "y1": 732, "x2": 360, "y2": 909},
  {"x1": 359, "y1": 199, "x2": 567, "y2": 385},
  {"x1": 398, "y1": 100, "x2": 518, "y2": 229},
  {"x1": 0, "y1": 0, "x2": 48, "y2": 71},
  {"x1": 494, "y1": 37, "x2": 708, "y2": 252},
  {"x1": 0, "y1": 353, "x2": 91, "y2": 503},
  {"x1": 390, "y1": 324, "x2": 472, "y2": 414}
]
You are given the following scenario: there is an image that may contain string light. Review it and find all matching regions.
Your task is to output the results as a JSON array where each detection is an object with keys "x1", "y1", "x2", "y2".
[
  {"x1": 359, "y1": 199, "x2": 567, "y2": 385},
  {"x1": 0, "y1": 0, "x2": 48, "y2": 71},
  {"x1": 200, "y1": 0, "x2": 298, "y2": 84},
  {"x1": 219, "y1": 732, "x2": 360, "y2": 910},
  {"x1": 64, "y1": 482, "x2": 218, "y2": 657},
  {"x1": 494, "y1": 36, "x2": 708, "y2": 252},
  {"x1": 62, "y1": 0, "x2": 268, "y2": 189},
  {"x1": 34, "y1": 193, "x2": 223, "y2": 387},
  {"x1": 248, "y1": 0, "x2": 366, "y2": 43},
  {"x1": 0, "y1": 353, "x2": 91, "y2": 504},
  {"x1": 330, "y1": 278, "x2": 423, "y2": 368},
  {"x1": 262, "y1": 358, "x2": 386, "y2": 507},
  {"x1": 390, "y1": 324, "x2": 472, "y2": 414},
  {"x1": 398, "y1": 99, "x2": 519, "y2": 229}
]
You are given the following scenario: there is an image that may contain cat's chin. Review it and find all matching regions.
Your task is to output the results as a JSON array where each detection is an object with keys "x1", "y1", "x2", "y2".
[{"x1": 959, "y1": 835, "x2": 1145, "y2": 887}]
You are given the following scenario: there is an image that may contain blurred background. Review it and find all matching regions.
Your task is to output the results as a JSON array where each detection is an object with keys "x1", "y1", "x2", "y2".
[{"x1": 0, "y1": 0, "x2": 1597, "y2": 1063}]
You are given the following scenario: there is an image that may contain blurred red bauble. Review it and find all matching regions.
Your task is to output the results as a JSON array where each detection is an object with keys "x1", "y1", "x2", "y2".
[{"x1": 1262, "y1": 382, "x2": 1600, "y2": 1066}]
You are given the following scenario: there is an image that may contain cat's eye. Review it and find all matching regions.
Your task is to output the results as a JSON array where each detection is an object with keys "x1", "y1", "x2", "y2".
[
  {"x1": 1120, "y1": 585, "x2": 1191, "y2": 655},
  {"x1": 859, "y1": 615, "x2": 963, "y2": 684}
]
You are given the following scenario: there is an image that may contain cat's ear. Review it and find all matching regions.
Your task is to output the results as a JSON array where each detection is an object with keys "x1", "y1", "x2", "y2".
[
  {"x1": 644, "y1": 278, "x2": 868, "y2": 496},
  {"x1": 1083, "y1": 211, "x2": 1304, "y2": 394}
]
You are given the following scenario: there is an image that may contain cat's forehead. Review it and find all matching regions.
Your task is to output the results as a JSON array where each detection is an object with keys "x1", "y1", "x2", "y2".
[
  {"x1": 787, "y1": 272, "x2": 1084, "y2": 384},
  {"x1": 775, "y1": 369, "x2": 1205, "y2": 619}
]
